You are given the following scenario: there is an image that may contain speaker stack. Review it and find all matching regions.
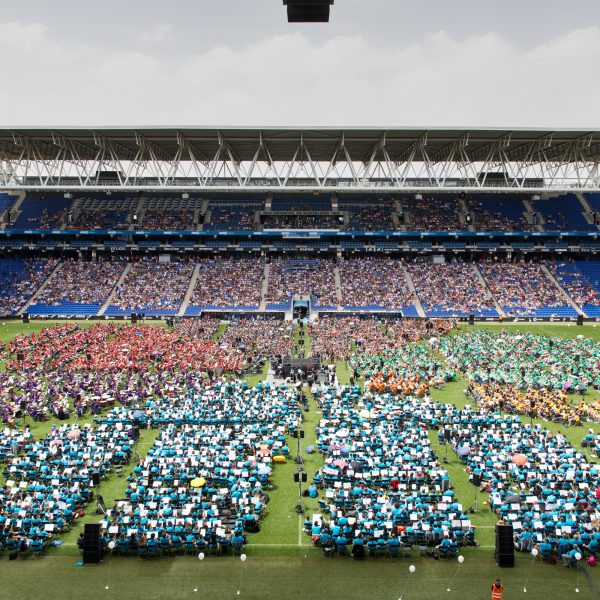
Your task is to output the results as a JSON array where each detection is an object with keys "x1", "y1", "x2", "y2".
[
  {"x1": 82, "y1": 523, "x2": 102, "y2": 563},
  {"x1": 577, "y1": 314, "x2": 584, "y2": 326},
  {"x1": 22, "y1": 313, "x2": 29, "y2": 324},
  {"x1": 131, "y1": 312, "x2": 138, "y2": 324},
  {"x1": 495, "y1": 524, "x2": 515, "y2": 567},
  {"x1": 284, "y1": 1, "x2": 333, "y2": 23}
]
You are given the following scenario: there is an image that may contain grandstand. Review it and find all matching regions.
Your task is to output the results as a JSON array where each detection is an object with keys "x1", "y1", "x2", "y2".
[{"x1": 1, "y1": 127, "x2": 600, "y2": 321}]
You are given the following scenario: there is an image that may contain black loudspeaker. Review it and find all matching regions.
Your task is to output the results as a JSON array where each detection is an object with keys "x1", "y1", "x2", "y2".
[
  {"x1": 91, "y1": 472, "x2": 101, "y2": 486},
  {"x1": 22, "y1": 313, "x2": 29, "y2": 324},
  {"x1": 16, "y1": 352, "x2": 24, "y2": 362},
  {"x1": 284, "y1": 0, "x2": 333, "y2": 23},
  {"x1": 82, "y1": 523, "x2": 102, "y2": 563},
  {"x1": 294, "y1": 472, "x2": 308, "y2": 483},
  {"x1": 472, "y1": 473, "x2": 482, "y2": 487},
  {"x1": 132, "y1": 426, "x2": 140, "y2": 441},
  {"x1": 131, "y1": 313, "x2": 138, "y2": 324},
  {"x1": 577, "y1": 315, "x2": 584, "y2": 326},
  {"x1": 468, "y1": 314, "x2": 475, "y2": 325},
  {"x1": 495, "y1": 524, "x2": 515, "y2": 567},
  {"x1": 444, "y1": 428, "x2": 451, "y2": 442},
  {"x1": 441, "y1": 478, "x2": 450, "y2": 492}
]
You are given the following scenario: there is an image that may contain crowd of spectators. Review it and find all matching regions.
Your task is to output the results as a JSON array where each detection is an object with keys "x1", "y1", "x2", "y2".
[
  {"x1": 466, "y1": 202, "x2": 528, "y2": 232},
  {"x1": 111, "y1": 260, "x2": 194, "y2": 312},
  {"x1": 403, "y1": 197, "x2": 462, "y2": 231},
  {"x1": 37, "y1": 207, "x2": 65, "y2": 229},
  {"x1": 190, "y1": 259, "x2": 263, "y2": 308},
  {"x1": 141, "y1": 209, "x2": 195, "y2": 230},
  {"x1": 36, "y1": 260, "x2": 125, "y2": 306},
  {"x1": 478, "y1": 262, "x2": 564, "y2": 315},
  {"x1": 66, "y1": 210, "x2": 129, "y2": 230},
  {"x1": 0, "y1": 258, "x2": 58, "y2": 316},
  {"x1": 344, "y1": 206, "x2": 397, "y2": 231},
  {"x1": 338, "y1": 258, "x2": 414, "y2": 309},
  {"x1": 4, "y1": 256, "x2": 598, "y2": 316},
  {"x1": 267, "y1": 259, "x2": 337, "y2": 308},
  {"x1": 548, "y1": 262, "x2": 600, "y2": 307},
  {"x1": 407, "y1": 261, "x2": 496, "y2": 316},
  {"x1": 205, "y1": 207, "x2": 256, "y2": 230}
]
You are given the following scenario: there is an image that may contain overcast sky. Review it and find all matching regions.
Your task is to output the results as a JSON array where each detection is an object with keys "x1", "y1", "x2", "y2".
[{"x1": 1, "y1": 0, "x2": 599, "y2": 128}]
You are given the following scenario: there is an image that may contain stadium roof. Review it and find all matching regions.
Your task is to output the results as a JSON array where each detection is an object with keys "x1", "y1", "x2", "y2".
[
  {"x1": 1, "y1": 127, "x2": 600, "y2": 162},
  {"x1": 1, "y1": 127, "x2": 600, "y2": 190}
]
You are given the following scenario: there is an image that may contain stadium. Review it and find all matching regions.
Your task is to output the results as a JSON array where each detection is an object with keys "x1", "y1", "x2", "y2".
[
  {"x1": 3, "y1": 0, "x2": 600, "y2": 598},
  {"x1": 1, "y1": 125, "x2": 600, "y2": 599}
]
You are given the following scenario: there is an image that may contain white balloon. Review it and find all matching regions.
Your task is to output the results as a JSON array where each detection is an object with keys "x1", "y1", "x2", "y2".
[
  {"x1": 240, "y1": 553, "x2": 247, "y2": 562},
  {"x1": 575, "y1": 552, "x2": 582, "y2": 561},
  {"x1": 531, "y1": 548, "x2": 538, "y2": 556},
  {"x1": 198, "y1": 552, "x2": 205, "y2": 560},
  {"x1": 409, "y1": 565, "x2": 416, "y2": 573},
  {"x1": 108, "y1": 541, "x2": 116, "y2": 550},
  {"x1": 457, "y1": 555, "x2": 465, "y2": 563}
]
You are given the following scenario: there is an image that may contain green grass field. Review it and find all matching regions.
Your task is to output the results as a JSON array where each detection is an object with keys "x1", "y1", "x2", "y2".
[{"x1": 1, "y1": 319, "x2": 599, "y2": 599}]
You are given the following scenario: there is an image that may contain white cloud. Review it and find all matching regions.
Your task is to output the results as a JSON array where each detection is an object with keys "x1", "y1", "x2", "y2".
[
  {"x1": 0, "y1": 21, "x2": 63, "y2": 60},
  {"x1": 0, "y1": 21, "x2": 48, "y2": 49},
  {"x1": 138, "y1": 24, "x2": 172, "y2": 43},
  {"x1": 0, "y1": 22, "x2": 599, "y2": 127}
]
